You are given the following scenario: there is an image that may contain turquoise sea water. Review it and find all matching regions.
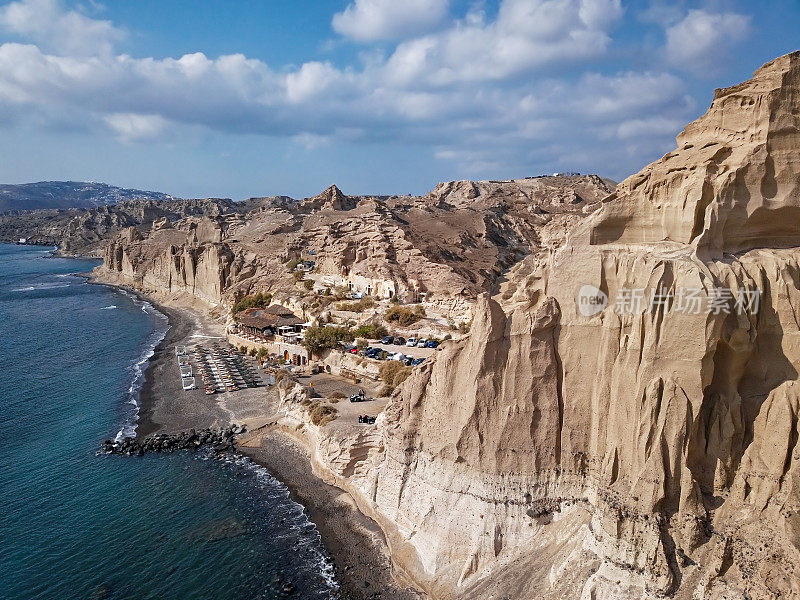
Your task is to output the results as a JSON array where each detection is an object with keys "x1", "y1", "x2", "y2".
[{"x1": 0, "y1": 243, "x2": 337, "y2": 599}]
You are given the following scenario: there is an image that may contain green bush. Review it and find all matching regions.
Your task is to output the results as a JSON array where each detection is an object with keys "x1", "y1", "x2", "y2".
[
  {"x1": 286, "y1": 258, "x2": 301, "y2": 271},
  {"x1": 356, "y1": 338, "x2": 368, "y2": 349},
  {"x1": 303, "y1": 279, "x2": 314, "y2": 290},
  {"x1": 293, "y1": 271, "x2": 305, "y2": 282},
  {"x1": 232, "y1": 292, "x2": 272, "y2": 316},
  {"x1": 353, "y1": 323, "x2": 388, "y2": 339},
  {"x1": 303, "y1": 325, "x2": 354, "y2": 357}
]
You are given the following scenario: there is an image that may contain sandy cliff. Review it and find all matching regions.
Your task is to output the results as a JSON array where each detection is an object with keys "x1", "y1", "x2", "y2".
[
  {"x1": 96, "y1": 176, "x2": 611, "y2": 312},
  {"x1": 303, "y1": 52, "x2": 800, "y2": 599}
]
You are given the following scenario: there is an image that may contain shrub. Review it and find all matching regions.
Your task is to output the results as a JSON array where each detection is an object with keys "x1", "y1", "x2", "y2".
[
  {"x1": 336, "y1": 296, "x2": 375, "y2": 312},
  {"x1": 443, "y1": 333, "x2": 452, "y2": 341},
  {"x1": 353, "y1": 323, "x2": 388, "y2": 339},
  {"x1": 303, "y1": 325, "x2": 354, "y2": 357},
  {"x1": 328, "y1": 391, "x2": 347, "y2": 401},
  {"x1": 232, "y1": 291, "x2": 272, "y2": 316},
  {"x1": 256, "y1": 347, "x2": 268, "y2": 360},
  {"x1": 248, "y1": 348, "x2": 257, "y2": 357},
  {"x1": 303, "y1": 279, "x2": 314, "y2": 291},
  {"x1": 309, "y1": 402, "x2": 338, "y2": 426},
  {"x1": 286, "y1": 258, "x2": 301, "y2": 271},
  {"x1": 379, "y1": 361, "x2": 412, "y2": 391},
  {"x1": 355, "y1": 338, "x2": 369, "y2": 350},
  {"x1": 293, "y1": 271, "x2": 305, "y2": 282},
  {"x1": 385, "y1": 306, "x2": 422, "y2": 326}
]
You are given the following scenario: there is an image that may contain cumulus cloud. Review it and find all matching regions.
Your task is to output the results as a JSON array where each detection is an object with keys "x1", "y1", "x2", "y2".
[
  {"x1": 0, "y1": 0, "x2": 123, "y2": 56},
  {"x1": 665, "y1": 9, "x2": 751, "y2": 73},
  {"x1": 103, "y1": 112, "x2": 169, "y2": 142},
  {"x1": 332, "y1": 0, "x2": 450, "y2": 42},
  {"x1": 0, "y1": 0, "x2": 708, "y2": 181},
  {"x1": 384, "y1": 0, "x2": 624, "y2": 85}
]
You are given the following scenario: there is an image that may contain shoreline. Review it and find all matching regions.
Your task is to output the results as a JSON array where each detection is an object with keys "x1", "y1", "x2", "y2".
[{"x1": 92, "y1": 272, "x2": 422, "y2": 600}]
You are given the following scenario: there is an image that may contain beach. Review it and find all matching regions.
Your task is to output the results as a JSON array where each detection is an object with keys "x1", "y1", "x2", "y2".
[{"x1": 123, "y1": 290, "x2": 421, "y2": 599}]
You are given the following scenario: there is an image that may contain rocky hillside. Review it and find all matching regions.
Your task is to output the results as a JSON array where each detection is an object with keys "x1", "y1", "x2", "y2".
[
  {"x1": 95, "y1": 174, "x2": 612, "y2": 315},
  {"x1": 0, "y1": 198, "x2": 245, "y2": 256},
  {"x1": 0, "y1": 181, "x2": 174, "y2": 213},
  {"x1": 324, "y1": 51, "x2": 800, "y2": 599}
]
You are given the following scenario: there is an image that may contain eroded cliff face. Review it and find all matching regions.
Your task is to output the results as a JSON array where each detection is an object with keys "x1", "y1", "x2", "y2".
[
  {"x1": 97, "y1": 177, "x2": 611, "y2": 312},
  {"x1": 329, "y1": 52, "x2": 800, "y2": 599}
]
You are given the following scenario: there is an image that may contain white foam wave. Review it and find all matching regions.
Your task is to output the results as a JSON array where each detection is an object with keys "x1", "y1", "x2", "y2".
[
  {"x1": 113, "y1": 300, "x2": 168, "y2": 443},
  {"x1": 12, "y1": 286, "x2": 35, "y2": 292},
  {"x1": 100, "y1": 305, "x2": 118, "y2": 310},
  {"x1": 218, "y1": 454, "x2": 340, "y2": 593}
]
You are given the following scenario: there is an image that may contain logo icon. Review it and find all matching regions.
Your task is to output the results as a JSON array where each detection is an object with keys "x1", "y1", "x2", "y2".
[{"x1": 576, "y1": 284, "x2": 608, "y2": 316}]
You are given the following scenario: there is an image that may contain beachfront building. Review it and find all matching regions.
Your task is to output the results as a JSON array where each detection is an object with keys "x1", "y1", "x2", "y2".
[
  {"x1": 230, "y1": 304, "x2": 309, "y2": 366},
  {"x1": 237, "y1": 304, "x2": 305, "y2": 339}
]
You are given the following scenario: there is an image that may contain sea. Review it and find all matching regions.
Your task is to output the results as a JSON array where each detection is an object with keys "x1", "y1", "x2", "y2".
[{"x1": 0, "y1": 243, "x2": 338, "y2": 600}]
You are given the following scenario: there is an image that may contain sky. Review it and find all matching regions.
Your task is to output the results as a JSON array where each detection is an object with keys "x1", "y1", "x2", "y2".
[{"x1": 0, "y1": 0, "x2": 797, "y2": 200}]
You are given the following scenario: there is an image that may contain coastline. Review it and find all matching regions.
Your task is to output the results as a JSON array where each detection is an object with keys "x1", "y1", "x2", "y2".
[{"x1": 91, "y1": 271, "x2": 422, "y2": 600}]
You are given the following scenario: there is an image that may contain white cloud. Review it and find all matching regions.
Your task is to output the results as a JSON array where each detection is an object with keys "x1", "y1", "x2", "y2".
[
  {"x1": 384, "y1": 0, "x2": 624, "y2": 85},
  {"x1": 0, "y1": 0, "x2": 707, "y2": 182},
  {"x1": 665, "y1": 9, "x2": 751, "y2": 73},
  {"x1": 332, "y1": 0, "x2": 450, "y2": 42},
  {"x1": 103, "y1": 112, "x2": 168, "y2": 142},
  {"x1": 0, "y1": 0, "x2": 123, "y2": 56}
]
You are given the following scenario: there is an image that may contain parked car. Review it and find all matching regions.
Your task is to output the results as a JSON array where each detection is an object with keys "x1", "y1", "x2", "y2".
[
  {"x1": 426, "y1": 340, "x2": 439, "y2": 348},
  {"x1": 389, "y1": 352, "x2": 407, "y2": 361},
  {"x1": 381, "y1": 335, "x2": 393, "y2": 345},
  {"x1": 402, "y1": 357, "x2": 413, "y2": 366},
  {"x1": 393, "y1": 336, "x2": 406, "y2": 345},
  {"x1": 406, "y1": 338, "x2": 418, "y2": 347},
  {"x1": 412, "y1": 357, "x2": 425, "y2": 365},
  {"x1": 416, "y1": 338, "x2": 427, "y2": 347},
  {"x1": 350, "y1": 389, "x2": 367, "y2": 402},
  {"x1": 349, "y1": 346, "x2": 358, "y2": 354}
]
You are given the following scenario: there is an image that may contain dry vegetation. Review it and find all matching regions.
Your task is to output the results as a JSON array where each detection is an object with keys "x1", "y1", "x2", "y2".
[
  {"x1": 309, "y1": 402, "x2": 338, "y2": 426},
  {"x1": 379, "y1": 361, "x2": 412, "y2": 396}
]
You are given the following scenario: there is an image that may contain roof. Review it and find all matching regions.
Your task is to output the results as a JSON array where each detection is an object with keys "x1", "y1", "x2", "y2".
[{"x1": 239, "y1": 305, "x2": 303, "y2": 330}]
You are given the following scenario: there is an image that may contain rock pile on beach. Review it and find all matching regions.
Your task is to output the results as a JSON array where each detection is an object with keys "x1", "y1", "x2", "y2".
[{"x1": 100, "y1": 424, "x2": 246, "y2": 456}]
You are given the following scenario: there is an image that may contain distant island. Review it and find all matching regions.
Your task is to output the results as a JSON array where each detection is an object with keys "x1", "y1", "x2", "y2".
[{"x1": 0, "y1": 181, "x2": 175, "y2": 213}]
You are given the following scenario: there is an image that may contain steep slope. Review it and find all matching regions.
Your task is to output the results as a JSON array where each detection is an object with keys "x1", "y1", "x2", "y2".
[
  {"x1": 97, "y1": 176, "x2": 612, "y2": 313},
  {"x1": 0, "y1": 181, "x2": 174, "y2": 213},
  {"x1": 326, "y1": 52, "x2": 800, "y2": 599}
]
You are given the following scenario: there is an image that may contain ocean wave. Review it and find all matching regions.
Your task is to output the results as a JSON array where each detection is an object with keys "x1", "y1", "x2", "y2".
[
  {"x1": 114, "y1": 302, "x2": 168, "y2": 443},
  {"x1": 12, "y1": 286, "x2": 35, "y2": 292},
  {"x1": 218, "y1": 454, "x2": 340, "y2": 593},
  {"x1": 100, "y1": 305, "x2": 118, "y2": 310}
]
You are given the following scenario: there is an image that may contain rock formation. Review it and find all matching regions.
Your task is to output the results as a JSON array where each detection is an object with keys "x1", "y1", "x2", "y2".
[
  {"x1": 95, "y1": 174, "x2": 611, "y2": 313},
  {"x1": 314, "y1": 52, "x2": 800, "y2": 599}
]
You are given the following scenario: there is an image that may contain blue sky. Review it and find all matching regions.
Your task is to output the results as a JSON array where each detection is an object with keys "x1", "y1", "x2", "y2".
[{"x1": 0, "y1": 0, "x2": 797, "y2": 199}]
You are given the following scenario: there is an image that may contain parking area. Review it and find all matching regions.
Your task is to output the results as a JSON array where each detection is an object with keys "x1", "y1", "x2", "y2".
[{"x1": 369, "y1": 341, "x2": 437, "y2": 359}]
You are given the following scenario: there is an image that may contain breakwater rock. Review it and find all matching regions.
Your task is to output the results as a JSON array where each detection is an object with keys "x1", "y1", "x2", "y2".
[{"x1": 100, "y1": 424, "x2": 246, "y2": 456}]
